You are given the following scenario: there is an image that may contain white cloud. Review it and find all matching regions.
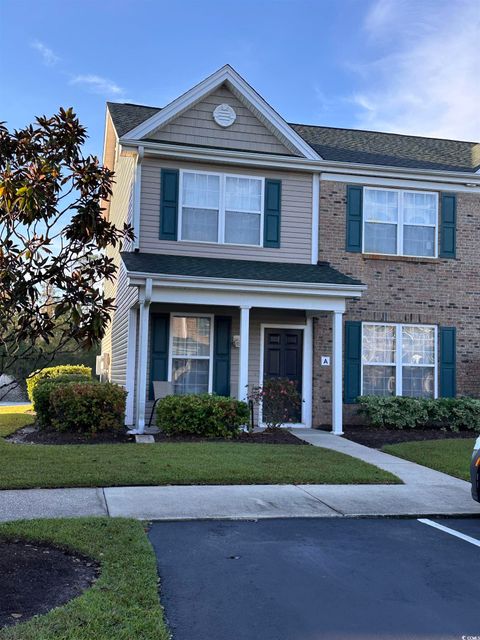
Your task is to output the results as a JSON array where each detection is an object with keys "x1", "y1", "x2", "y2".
[
  {"x1": 70, "y1": 74, "x2": 125, "y2": 97},
  {"x1": 352, "y1": 0, "x2": 480, "y2": 141},
  {"x1": 364, "y1": 0, "x2": 399, "y2": 35},
  {"x1": 30, "y1": 40, "x2": 60, "y2": 66}
]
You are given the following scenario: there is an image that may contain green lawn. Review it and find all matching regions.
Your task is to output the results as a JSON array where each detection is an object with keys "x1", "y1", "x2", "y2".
[
  {"x1": 0, "y1": 518, "x2": 168, "y2": 640},
  {"x1": 383, "y1": 438, "x2": 476, "y2": 481},
  {"x1": 0, "y1": 405, "x2": 35, "y2": 437},
  {"x1": 0, "y1": 406, "x2": 400, "y2": 488}
]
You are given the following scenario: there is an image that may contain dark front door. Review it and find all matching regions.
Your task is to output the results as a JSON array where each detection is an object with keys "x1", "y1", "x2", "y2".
[{"x1": 263, "y1": 328, "x2": 303, "y2": 423}]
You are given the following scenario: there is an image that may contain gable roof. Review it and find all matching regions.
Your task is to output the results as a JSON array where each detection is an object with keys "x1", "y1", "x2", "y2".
[
  {"x1": 107, "y1": 102, "x2": 160, "y2": 138},
  {"x1": 107, "y1": 65, "x2": 480, "y2": 174},
  {"x1": 118, "y1": 65, "x2": 320, "y2": 160},
  {"x1": 108, "y1": 101, "x2": 480, "y2": 173},
  {"x1": 121, "y1": 252, "x2": 363, "y2": 287}
]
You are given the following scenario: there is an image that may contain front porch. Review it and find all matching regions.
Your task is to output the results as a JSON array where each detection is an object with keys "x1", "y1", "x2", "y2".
[{"x1": 121, "y1": 253, "x2": 365, "y2": 434}]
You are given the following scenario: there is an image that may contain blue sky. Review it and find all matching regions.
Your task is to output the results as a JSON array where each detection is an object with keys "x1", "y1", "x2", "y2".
[{"x1": 1, "y1": 0, "x2": 478, "y2": 160}]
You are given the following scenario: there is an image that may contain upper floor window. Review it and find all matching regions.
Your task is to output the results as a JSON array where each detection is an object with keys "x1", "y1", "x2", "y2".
[
  {"x1": 363, "y1": 188, "x2": 438, "y2": 258},
  {"x1": 179, "y1": 170, "x2": 264, "y2": 246}
]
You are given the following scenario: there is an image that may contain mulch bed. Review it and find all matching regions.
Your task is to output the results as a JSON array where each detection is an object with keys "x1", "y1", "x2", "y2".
[
  {"x1": 153, "y1": 429, "x2": 307, "y2": 445},
  {"x1": 0, "y1": 540, "x2": 98, "y2": 627},
  {"x1": 342, "y1": 426, "x2": 476, "y2": 448},
  {"x1": 9, "y1": 427, "x2": 131, "y2": 445},
  {"x1": 8, "y1": 425, "x2": 306, "y2": 446}
]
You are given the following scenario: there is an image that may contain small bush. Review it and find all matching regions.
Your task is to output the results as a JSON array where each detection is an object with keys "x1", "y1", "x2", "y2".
[
  {"x1": 33, "y1": 374, "x2": 94, "y2": 428},
  {"x1": 27, "y1": 365, "x2": 92, "y2": 402},
  {"x1": 357, "y1": 395, "x2": 480, "y2": 432},
  {"x1": 248, "y1": 378, "x2": 302, "y2": 430},
  {"x1": 156, "y1": 394, "x2": 249, "y2": 438},
  {"x1": 49, "y1": 382, "x2": 126, "y2": 433}
]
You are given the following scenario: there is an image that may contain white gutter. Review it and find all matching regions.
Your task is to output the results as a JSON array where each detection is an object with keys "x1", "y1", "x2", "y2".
[
  {"x1": 128, "y1": 270, "x2": 366, "y2": 299},
  {"x1": 119, "y1": 139, "x2": 480, "y2": 186}
]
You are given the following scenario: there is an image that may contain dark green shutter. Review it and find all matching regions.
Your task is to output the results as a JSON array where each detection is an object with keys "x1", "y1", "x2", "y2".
[
  {"x1": 149, "y1": 314, "x2": 169, "y2": 399},
  {"x1": 213, "y1": 316, "x2": 231, "y2": 396},
  {"x1": 439, "y1": 326, "x2": 456, "y2": 397},
  {"x1": 344, "y1": 321, "x2": 361, "y2": 403},
  {"x1": 440, "y1": 193, "x2": 456, "y2": 258},
  {"x1": 264, "y1": 179, "x2": 281, "y2": 248},
  {"x1": 159, "y1": 169, "x2": 179, "y2": 240},
  {"x1": 346, "y1": 185, "x2": 363, "y2": 252}
]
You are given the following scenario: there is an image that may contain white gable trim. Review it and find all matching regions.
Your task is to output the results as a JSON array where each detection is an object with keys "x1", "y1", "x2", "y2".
[{"x1": 122, "y1": 65, "x2": 321, "y2": 161}]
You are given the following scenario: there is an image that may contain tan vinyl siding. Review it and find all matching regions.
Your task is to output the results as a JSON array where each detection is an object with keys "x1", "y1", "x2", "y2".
[
  {"x1": 101, "y1": 153, "x2": 137, "y2": 388},
  {"x1": 140, "y1": 157, "x2": 313, "y2": 263},
  {"x1": 101, "y1": 112, "x2": 118, "y2": 219},
  {"x1": 148, "y1": 84, "x2": 296, "y2": 155},
  {"x1": 143, "y1": 306, "x2": 306, "y2": 417}
]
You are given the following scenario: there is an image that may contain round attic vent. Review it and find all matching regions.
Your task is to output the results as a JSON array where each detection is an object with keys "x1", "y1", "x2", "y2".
[{"x1": 213, "y1": 103, "x2": 236, "y2": 128}]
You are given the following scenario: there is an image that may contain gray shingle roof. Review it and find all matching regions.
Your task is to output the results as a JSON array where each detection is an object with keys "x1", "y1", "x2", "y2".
[
  {"x1": 290, "y1": 123, "x2": 479, "y2": 173},
  {"x1": 107, "y1": 102, "x2": 161, "y2": 137},
  {"x1": 121, "y1": 252, "x2": 363, "y2": 287},
  {"x1": 107, "y1": 102, "x2": 480, "y2": 173}
]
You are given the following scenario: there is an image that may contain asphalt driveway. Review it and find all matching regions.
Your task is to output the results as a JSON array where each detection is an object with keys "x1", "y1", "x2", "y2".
[{"x1": 149, "y1": 517, "x2": 480, "y2": 640}]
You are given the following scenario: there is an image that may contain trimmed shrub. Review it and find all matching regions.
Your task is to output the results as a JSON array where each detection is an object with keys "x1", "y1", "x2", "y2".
[
  {"x1": 357, "y1": 395, "x2": 480, "y2": 432},
  {"x1": 49, "y1": 382, "x2": 126, "y2": 433},
  {"x1": 156, "y1": 394, "x2": 249, "y2": 438},
  {"x1": 248, "y1": 378, "x2": 302, "y2": 430},
  {"x1": 33, "y1": 374, "x2": 94, "y2": 428},
  {"x1": 27, "y1": 365, "x2": 92, "y2": 402}
]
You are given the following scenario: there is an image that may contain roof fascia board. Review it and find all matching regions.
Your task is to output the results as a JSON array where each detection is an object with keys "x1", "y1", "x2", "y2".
[
  {"x1": 121, "y1": 65, "x2": 321, "y2": 161},
  {"x1": 125, "y1": 271, "x2": 365, "y2": 297},
  {"x1": 119, "y1": 139, "x2": 480, "y2": 188}
]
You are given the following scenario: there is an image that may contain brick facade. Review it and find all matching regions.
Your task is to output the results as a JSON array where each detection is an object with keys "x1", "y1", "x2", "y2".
[{"x1": 312, "y1": 181, "x2": 480, "y2": 427}]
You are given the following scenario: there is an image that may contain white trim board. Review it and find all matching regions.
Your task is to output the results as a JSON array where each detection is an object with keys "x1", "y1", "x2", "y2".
[
  {"x1": 128, "y1": 272, "x2": 365, "y2": 299},
  {"x1": 135, "y1": 284, "x2": 349, "y2": 313},
  {"x1": 119, "y1": 139, "x2": 480, "y2": 189},
  {"x1": 258, "y1": 320, "x2": 313, "y2": 429},
  {"x1": 122, "y1": 65, "x2": 320, "y2": 161},
  {"x1": 322, "y1": 172, "x2": 480, "y2": 194}
]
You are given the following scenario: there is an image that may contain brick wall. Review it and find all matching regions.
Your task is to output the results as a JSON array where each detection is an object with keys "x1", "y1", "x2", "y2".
[{"x1": 313, "y1": 180, "x2": 480, "y2": 427}]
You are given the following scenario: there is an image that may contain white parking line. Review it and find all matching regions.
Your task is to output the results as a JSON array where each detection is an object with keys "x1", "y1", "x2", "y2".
[{"x1": 418, "y1": 518, "x2": 480, "y2": 548}]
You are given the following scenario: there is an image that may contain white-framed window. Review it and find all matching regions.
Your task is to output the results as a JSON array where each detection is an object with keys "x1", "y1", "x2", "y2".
[
  {"x1": 363, "y1": 188, "x2": 438, "y2": 258},
  {"x1": 169, "y1": 314, "x2": 214, "y2": 395},
  {"x1": 179, "y1": 169, "x2": 264, "y2": 246},
  {"x1": 361, "y1": 323, "x2": 437, "y2": 398}
]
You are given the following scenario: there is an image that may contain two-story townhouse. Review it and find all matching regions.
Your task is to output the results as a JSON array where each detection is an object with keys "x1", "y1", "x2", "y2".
[{"x1": 100, "y1": 65, "x2": 480, "y2": 435}]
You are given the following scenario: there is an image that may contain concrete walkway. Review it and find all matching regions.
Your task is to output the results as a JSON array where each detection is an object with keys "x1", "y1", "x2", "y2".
[{"x1": 1, "y1": 431, "x2": 479, "y2": 522}]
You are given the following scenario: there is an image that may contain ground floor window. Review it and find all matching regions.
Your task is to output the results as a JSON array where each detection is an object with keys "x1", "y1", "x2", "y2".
[
  {"x1": 170, "y1": 315, "x2": 213, "y2": 395},
  {"x1": 361, "y1": 323, "x2": 436, "y2": 398}
]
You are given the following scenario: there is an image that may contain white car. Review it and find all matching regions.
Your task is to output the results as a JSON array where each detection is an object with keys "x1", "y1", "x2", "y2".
[{"x1": 471, "y1": 436, "x2": 480, "y2": 502}]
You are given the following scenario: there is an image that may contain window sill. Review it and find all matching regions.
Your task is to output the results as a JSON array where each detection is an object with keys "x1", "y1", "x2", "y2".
[{"x1": 362, "y1": 253, "x2": 440, "y2": 264}]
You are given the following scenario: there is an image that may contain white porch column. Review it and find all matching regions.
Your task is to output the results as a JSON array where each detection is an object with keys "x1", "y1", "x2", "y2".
[
  {"x1": 124, "y1": 307, "x2": 138, "y2": 426},
  {"x1": 332, "y1": 310, "x2": 344, "y2": 435},
  {"x1": 135, "y1": 278, "x2": 152, "y2": 434},
  {"x1": 238, "y1": 305, "x2": 251, "y2": 402}
]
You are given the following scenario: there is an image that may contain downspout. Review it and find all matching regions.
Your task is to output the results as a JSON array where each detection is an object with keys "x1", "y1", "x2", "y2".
[
  {"x1": 311, "y1": 173, "x2": 320, "y2": 264},
  {"x1": 132, "y1": 145, "x2": 144, "y2": 251}
]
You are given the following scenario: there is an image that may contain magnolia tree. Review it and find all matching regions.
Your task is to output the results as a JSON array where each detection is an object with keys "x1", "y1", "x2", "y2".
[{"x1": 0, "y1": 108, "x2": 133, "y2": 398}]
